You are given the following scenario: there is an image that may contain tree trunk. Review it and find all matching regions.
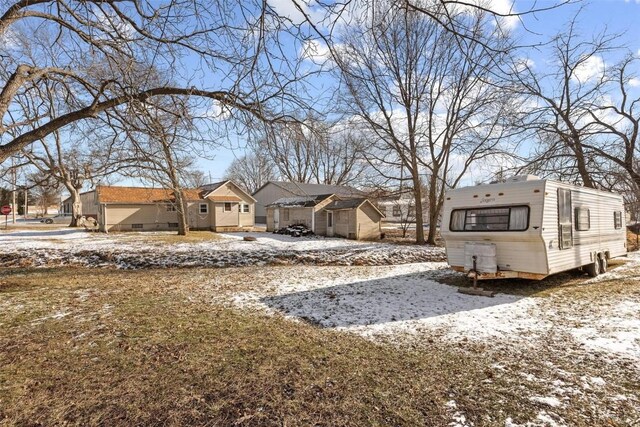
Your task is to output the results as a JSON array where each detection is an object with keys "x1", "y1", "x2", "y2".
[
  {"x1": 68, "y1": 186, "x2": 82, "y2": 227},
  {"x1": 426, "y1": 173, "x2": 439, "y2": 245},
  {"x1": 412, "y1": 173, "x2": 425, "y2": 245},
  {"x1": 174, "y1": 190, "x2": 189, "y2": 236}
]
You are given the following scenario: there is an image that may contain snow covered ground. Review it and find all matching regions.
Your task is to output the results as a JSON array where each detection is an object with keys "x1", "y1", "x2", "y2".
[
  {"x1": 0, "y1": 228, "x2": 446, "y2": 268},
  {"x1": 225, "y1": 255, "x2": 640, "y2": 426},
  {"x1": 231, "y1": 256, "x2": 640, "y2": 365}
]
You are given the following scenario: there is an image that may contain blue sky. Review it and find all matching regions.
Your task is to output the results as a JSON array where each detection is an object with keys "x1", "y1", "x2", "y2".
[
  {"x1": 194, "y1": 0, "x2": 640, "y2": 184},
  {"x1": 130, "y1": 0, "x2": 640, "y2": 185}
]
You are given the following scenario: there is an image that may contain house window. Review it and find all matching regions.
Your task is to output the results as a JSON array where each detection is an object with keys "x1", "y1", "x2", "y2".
[
  {"x1": 166, "y1": 204, "x2": 176, "y2": 212},
  {"x1": 450, "y1": 206, "x2": 529, "y2": 232},
  {"x1": 131, "y1": 224, "x2": 143, "y2": 229},
  {"x1": 199, "y1": 203, "x2": 208, "y2": 214},
  {"x1": 242, "y1": 204, "x2": 250, "y2": 213},
  {"x1": 283, "y1": 209, "x2": 290, "y2": 221},
  {"x1": 408, "y1": 205, "x2": 416, "y2": 217},
  {"x1": 392, "y1": 206, "x2": 401, "y2": 217},
  {"x1": 328, "y1": 211, "x2": 333, "y2": 227},
  {"x1": 558, "y1": 188, "x2": 573, "y2": 249},
  {"x1": 224, "y1": 202, "x2": 232, "y2": 212},
  {"x1": 574, "y1": 207, "x2": 590, "y2": 231},
  {"x1": 168, "y1": 222, "x2": 178, "y2": 228},
  {"x1": 614, "y1": 211, "x2": 623, "y2": 229}
]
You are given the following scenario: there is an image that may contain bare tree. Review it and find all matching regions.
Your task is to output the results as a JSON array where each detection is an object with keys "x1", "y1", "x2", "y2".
[
  {"x1": 259, "y1": 116, "x2": 368, "y2": 186},
  {"x1": 116, "y1": 96, "x2": 199, "y2": 236},
  {"x1": 0, "y1": 0, "x2": 313, "y2": 163},
  {"x1": 335, "y1": 2, "x2": 513, "y2": 244},
  {"x1": 584, "y1": 54, "x2": 640, "y2": 193},
  {"x1": 20, "y1": 123, "x2": 133, "y2": 226},
  {"x1": 27, "y1": 171, "x2": 59, "y2": 216},
  {"x1": 224, "y1": 151, "x2": 278, "y2": 194},
  {"x1": 511, "y1": 14, "x2": 620, "y2": 188}
]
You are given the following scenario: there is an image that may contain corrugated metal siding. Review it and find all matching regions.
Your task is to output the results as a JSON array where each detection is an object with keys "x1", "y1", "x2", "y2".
[{"x1": 543, "y1": 181, "x2": 626, "y2": 274}]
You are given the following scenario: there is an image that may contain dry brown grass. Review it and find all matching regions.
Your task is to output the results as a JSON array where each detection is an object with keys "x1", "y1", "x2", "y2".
[
  {"x1": 0, "y1": 266, "x2": 638, "y2": 426},
  {"x1": 0, "y1": 224, "x2": 68, "y2": 232},
  {"x1": 381, "y1": 226, "x2": 444, "y2": 246},
  {"x1": 628, "y1": 230, "x2": 640, "y2": 252},
  {"x1": 110, "y1": 230, "x2": 224, "y2": 244}
]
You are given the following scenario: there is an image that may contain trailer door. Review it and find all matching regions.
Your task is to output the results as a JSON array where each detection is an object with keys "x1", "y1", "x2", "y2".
[{"x1": 557, "y1": 188, "x2": 573, "y2": 249}]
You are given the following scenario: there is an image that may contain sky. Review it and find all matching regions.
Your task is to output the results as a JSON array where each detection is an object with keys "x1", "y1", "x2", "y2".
[{"x1": 191, "y1": 0, "x2": 640, "y2": 185}]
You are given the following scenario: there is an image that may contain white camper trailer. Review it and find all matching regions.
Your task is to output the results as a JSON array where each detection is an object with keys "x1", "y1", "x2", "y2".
[{"x1": 441, "y1": 175, "x2": 627, "y2": 280}]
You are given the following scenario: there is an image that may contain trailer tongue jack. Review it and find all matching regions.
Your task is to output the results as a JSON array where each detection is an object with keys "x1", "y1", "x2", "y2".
[{"x1": 458, "y1": 256, "x2": 496, "y2": 297}]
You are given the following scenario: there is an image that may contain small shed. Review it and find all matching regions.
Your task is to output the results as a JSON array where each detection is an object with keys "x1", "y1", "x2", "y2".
[
  {"x1": 266, "y1": 194, "x2": 335, "y2": 233},
  {"x1": 323, "y1": 198, "x2": 385, "y2": 240}
]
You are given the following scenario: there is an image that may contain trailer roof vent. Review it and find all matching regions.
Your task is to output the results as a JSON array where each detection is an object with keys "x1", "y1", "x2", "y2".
[{"x1": 506, "y1": 174, "x2": 540, "y2": 182}]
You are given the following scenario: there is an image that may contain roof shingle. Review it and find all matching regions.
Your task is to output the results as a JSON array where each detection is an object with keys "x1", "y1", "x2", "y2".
[{"x1": 97, "y1": 186, "x2": 204, "y2": 204}]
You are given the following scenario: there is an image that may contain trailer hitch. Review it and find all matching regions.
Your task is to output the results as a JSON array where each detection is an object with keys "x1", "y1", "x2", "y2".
[{"x1": 458, "y1": 255, "x2": 496, "y2": 297}]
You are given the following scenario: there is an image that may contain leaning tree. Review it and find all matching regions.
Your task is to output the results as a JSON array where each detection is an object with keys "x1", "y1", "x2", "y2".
[{"x1": 0, "y1": 0, "x2": 315, "y2": 164}]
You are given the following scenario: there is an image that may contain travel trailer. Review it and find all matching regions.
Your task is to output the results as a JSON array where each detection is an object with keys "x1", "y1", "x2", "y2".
[{"x1": 441, "y1": 175, "x2": 627, "y2": 280}]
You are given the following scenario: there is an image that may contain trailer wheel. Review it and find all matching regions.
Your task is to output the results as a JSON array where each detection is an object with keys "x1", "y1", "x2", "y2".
[
  {"x1": 599, "y1": 254, "x2": 608, "y2": 274},
  {"x1": 585, "y1": 261, "x2": 599, "y2": 277}
]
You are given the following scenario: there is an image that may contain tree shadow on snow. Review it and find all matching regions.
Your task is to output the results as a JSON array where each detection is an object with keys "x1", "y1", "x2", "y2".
[{"x1": 259, "y1": 272, "x2": 524, "y2": 328}]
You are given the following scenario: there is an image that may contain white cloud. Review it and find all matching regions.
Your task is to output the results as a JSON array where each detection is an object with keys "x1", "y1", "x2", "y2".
[
  {"x1": 0, "y1": 28, "x2": 20, "y2": 50},
  {"x1": 629, "y1": 78, "x2": 640, "y2": 87},
  {"x1": 204, "y1": 101, "x2": 231, "y2": 121},
  {"x1": 300, "y1": 40, "x2": 331, "y2": 64},
  {"x1": 572, "y1": 55, "x2": 605, "y2": 84},
  {"x1": 458, "y1": 0, "x2": 519, "y2": 31},
  {"x1": 267, "y1": 0, "x2": 326, "y2": 27},
  {"x1": 514, "y1": 58, "x2": 535, "y2": 72}
]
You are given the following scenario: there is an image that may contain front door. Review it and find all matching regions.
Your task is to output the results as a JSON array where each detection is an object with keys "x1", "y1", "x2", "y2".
[
  {"x1": 274, "y1": 208, "x2": 280, "y2": 230},
  {"x1": 327, "y1": 211, "x2": 334, "y2": 237},
  {"x1": 557, "y1": 188, "x2": 572, "y2": 249}
]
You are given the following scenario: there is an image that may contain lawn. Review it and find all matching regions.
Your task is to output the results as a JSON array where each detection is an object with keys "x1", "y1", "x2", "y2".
[{"x1": 1, "y1": 259, "x2": 639, "y2": 426}]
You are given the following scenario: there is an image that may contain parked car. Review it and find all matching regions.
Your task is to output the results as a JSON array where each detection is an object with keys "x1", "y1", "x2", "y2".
[{"x1": 40, "y1": 213, "x2": 74, "y2": 224}]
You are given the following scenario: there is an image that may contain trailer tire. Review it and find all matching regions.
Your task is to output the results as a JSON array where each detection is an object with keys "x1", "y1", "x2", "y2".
[
  {"x1": 599, "y1": 254, "x2": 607, "y2": 274},
  {"x1": 585, "y1": 261, "x2": 599, "y2": 277}
]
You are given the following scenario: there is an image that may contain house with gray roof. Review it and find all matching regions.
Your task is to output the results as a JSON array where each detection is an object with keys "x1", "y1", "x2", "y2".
[
  {"x1": 265, "y1": 193, "x2": 385, "y2": 240},
  {"x1": 252, "y1": 181, "x2": 366, "y2": 224}
]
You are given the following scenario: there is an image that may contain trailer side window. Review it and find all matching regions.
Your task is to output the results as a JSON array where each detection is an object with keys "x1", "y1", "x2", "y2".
[
  {"x1": 574, "y1": 207, "x2": 590, "y2": 231},
  {"x1": 557, "y1": 189, "x2": 572, "y2": 249},
  {"x1": 449, "y1": 206, "x2": 529, "y2": 231},
  {"x1": 614, "y1": 211, "x2": 623, "y2": 229}
]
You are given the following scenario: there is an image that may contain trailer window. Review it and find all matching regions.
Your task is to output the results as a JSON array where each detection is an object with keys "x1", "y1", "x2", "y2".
[
  {"x1": 614, "y1": 211, "x2": 623, "y2": 229},
  {"x1": 449, "y1": 206, "x2": 529, "y2": 232},
  {"x1": 574, "y1": 207, "x2": 590, "y2": 231}
]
